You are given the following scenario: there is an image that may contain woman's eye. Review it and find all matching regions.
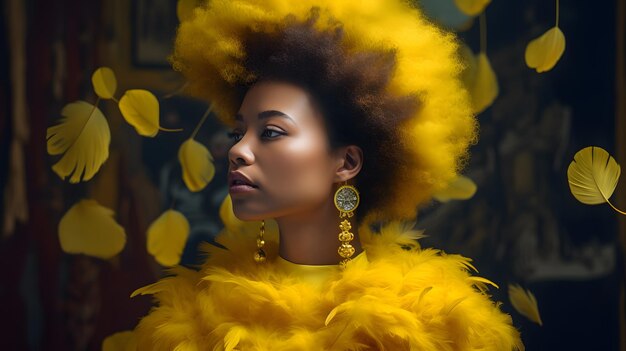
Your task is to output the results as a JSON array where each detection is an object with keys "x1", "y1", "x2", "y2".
[
  {"x1": 261, "y1": 129, "x2": 284, "y2": 139},
  {"x1": 227, "y1": 130, "x2": 243, "y2": 142}
]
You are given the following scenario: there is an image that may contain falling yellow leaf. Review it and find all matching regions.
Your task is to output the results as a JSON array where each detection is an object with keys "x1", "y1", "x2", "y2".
[
  {"x1": 220, "y1": 194, "x2": 251, "y2": 232},
  {"x1": 567, "y1": 147, "x2": 626, "y2": 215},
  {"x1": 434, "y1": 175, "x2": 477, "y2": 202},
  {"x1": 118, "y1": 89, "x2": 161, "y2": 137},
  {"x1": 218, "y1": 194, "x2": 280, "y2": 236},
  {"x1": 178, "y1": 138, "x2": 215, "y2": 192},
  {"x1": 47, "y1": 101, "x2": 110, "y2": 183},
  {"x1": 58, "y1": 199, "x2": 126, "y2": 259},
  {"x1": 102, "y1": 331, "x2": 137, "y2": 351},
  {"x1": 147, "y1": 209, "x2": 190, "y2": 266},
  {"x1": 177, "y1": 0, "x2": 201, "y2": 22},
  {"x1": 464, "y1": 52, "x2": 499, "y2": 114},
  {"x1": 454, "y1": 0, "x2": 491, "y2": 16},
  {"x1": 508, "y1": 284, "x2": 543, "y2": 326},
  {"x1": 525, "y1": 26, "x2": 566, "y2": 73},
  {"x1": 91, "y1": 67, "x2": 117, "y2": 100},
  {"x1": 459, "y1": 43, "x2": 477, "y2": 81}
]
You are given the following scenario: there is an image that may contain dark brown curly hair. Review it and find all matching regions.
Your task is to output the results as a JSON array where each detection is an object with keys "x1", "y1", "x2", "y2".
[{"x1": 233, "y1": 12, "x2": 421, "y2": 220}]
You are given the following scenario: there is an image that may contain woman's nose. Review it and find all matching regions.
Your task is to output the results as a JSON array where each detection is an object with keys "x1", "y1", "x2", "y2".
[{"x1": 228, "y1": 133, "x2": 255, "y2": 167}]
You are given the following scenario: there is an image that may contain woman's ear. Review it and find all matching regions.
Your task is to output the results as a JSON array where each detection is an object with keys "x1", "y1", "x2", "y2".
[{"x1": 334, "y1": 145, "x2": 363, "y2": 182}]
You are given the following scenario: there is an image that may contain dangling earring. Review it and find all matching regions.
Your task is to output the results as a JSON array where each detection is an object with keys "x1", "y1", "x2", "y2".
[
  {"x1": 254, "y1": 220, "x2": 266, "y2": 263},
  {"x1": 334, "y1": 182, "x2": 360, "y2": 268}
]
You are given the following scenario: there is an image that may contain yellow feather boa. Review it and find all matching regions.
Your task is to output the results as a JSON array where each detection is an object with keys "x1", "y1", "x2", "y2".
[{"x1": 131, "y1": 217, "x2": 524, "y2": 350}]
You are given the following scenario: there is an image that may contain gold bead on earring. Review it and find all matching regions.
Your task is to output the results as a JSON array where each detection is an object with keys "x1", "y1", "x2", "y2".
[
  {"x1": 334, "y1": 183, "x2": 360, "y2": 268},
  {"x1": 254, "y1": 220, "x2": 267, "y2": 263}
]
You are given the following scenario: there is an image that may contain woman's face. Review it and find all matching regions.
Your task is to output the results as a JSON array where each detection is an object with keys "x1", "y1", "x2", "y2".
[{"x1": 227, "y1": 80, "x2": 342, "y2": 220}]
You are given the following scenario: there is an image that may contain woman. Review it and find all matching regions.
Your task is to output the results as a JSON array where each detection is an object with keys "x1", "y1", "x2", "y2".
[{"x1": 131, "y1": 0, "x2": 525, "y2": 349}]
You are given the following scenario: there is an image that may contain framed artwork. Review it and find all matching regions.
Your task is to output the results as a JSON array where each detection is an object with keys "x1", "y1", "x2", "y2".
[{"x1": 131, "y1": 0, "x2": 178, "y2": 68}]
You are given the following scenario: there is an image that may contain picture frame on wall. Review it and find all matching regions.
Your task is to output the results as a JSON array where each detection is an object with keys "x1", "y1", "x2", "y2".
[{"x1": 132, "y1": 0, "x2": 178, "y2": 68}]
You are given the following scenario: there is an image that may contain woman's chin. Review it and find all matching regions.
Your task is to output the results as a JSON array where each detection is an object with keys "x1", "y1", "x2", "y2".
[{"x1": 231, "y1": 207, "x2": 267, "y2": 222}]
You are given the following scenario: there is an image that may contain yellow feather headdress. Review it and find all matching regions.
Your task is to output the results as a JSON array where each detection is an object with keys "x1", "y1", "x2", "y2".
[{"x1": 171, "y1": 0, "x2": 477, "y2": 222}]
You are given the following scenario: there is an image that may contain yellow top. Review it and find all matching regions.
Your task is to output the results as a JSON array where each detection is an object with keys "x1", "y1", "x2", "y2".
[
  {"x1": 275, "y1": 251, "x2": 368, "y2": 286},
  {"x1": 130, "y1": 218, "x2": 524, "y2": 350}
]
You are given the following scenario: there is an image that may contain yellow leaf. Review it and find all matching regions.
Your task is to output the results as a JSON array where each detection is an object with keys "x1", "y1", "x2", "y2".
[
  {"x1": 454, "y1": 0, "x2": 491, "y2": 16},
  {"x1": 118, "y1": 89, "x2": 160, "y2": 137},
  {"x1": 218, "y1": 194, "x2": 279, "y2": 235},
  {"x1": 102, "y1": 331, "x2": 137, "y2": 351},
  {"x1": 178, "y1": 138, "x2": 215, "y2": 192},
  {"x1": 177, "y1": 0, "x2": 201, "y2": 22},
  {"x1": 468, "y1": 52, "x2": 499, "y2": 114},
  {"x1": 58, "y1": 199, "x2": 126, "y2": 259},
  {"x1": 91, "y1": 67, "x2": 117, "y2": 100},
  {"x1": 46, "y1": 101, "x2": 110, "y2": 183},
  {"x1": 433, "y1": 175, "x2": 477, "y2": 202},
  {"x1": 220, "y1": 194, "x2": 250, "y2": 232},
  {"x1": 567, "y1": 146, "x2": 621, "y2": 205},
  {"x1": 525, "y1": 26, "x2": 566, "y2": 73},
  {"x1": 508, "y1": 284, "x2": 543, "y2": 326},
  {"x1": 147, "y1": 209, "x2": 190, "y2": 266}
]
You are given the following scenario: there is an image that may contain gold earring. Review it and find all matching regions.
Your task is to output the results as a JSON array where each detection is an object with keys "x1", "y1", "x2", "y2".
[
  {"x1": 254, "y1": 220, "x2": 266, "y2": 263},
  {"x1": 334, "y1": 182, "x2": 360, "y2": 268}
]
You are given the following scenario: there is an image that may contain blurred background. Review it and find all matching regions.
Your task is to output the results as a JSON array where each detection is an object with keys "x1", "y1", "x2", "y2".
[{"x1": 0, "y1": 0, "x2": 624, "y2": 350}]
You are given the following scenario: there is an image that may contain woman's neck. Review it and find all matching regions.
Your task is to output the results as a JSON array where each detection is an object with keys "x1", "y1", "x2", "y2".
[{"x1": 276, "y1": 199, "x2": 363, "y2": 265}]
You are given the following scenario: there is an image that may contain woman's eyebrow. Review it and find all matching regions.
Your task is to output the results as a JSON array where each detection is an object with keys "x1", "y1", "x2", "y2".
[{"x1": 235, "y1": 110, "x2": 295, "y2": 122}]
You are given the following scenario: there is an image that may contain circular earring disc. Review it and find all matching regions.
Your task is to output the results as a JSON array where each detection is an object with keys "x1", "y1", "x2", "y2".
[{"x1": 334, "y1": 185, "x2": 360, "y2": 213}]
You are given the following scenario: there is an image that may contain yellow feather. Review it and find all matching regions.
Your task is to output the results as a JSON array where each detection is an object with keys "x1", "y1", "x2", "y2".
[
  {"x1": 508, "y1": 284, "x2": 543, "y2": 326},
  {"x1": 91, "y1": 67, "x2": 117, "y2": 100},
  {"x1": 58, "y1": 199, "x2": 126, "y2": 259},
  {"x1": 46, "y1": 101, "x2": 110, "y2": 183},
  {"x1": 178, "y1": 138, "x2": 215, "y2": 192},
  {"x1": 442, "y1": 296, "x2": 469, "y2": 315},
  {"x1": 417, "y1": 286, "x2": 433, "y2": 306},
  {"x1": 133, "y1": 218, "x2": 524, "y2": 350},
  {"x1": 147, "y1": 210, "x2": 190, "y2": 266},
  {"x1": 223, "y1": 325, "x2": 247, "y2": 351},
  {"x1": 467, "y1": 276, "x2": 499, "y2": 290},
  {"x1": 525, "y1": 26, "x2": 566, "y2": 73},
  {"x1": 567, "y1": 147, "x2": 625, "y2": 215}
]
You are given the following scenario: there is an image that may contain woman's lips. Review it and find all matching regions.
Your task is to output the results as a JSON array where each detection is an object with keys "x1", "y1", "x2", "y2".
[
  {"x1": 229, "y1": 183, "x2": 258, "y2": 194},
  {"x1": 228, "y1": 171, "x2": 258, "y2": 195}
]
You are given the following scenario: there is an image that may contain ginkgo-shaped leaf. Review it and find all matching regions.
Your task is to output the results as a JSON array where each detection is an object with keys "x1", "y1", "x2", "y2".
[
  {"x1": 454, "y1": 0, "x2": 491, "y2": 16},
  {"x1": 102, "y1": 331, "x2": 137, "y2": 351},
  {"x1": 92, "y1": 67, "x2": 117, "y2": 100},
  {"x1": 118, "y1": 89, "x2": 160, "y2": 137},
  {"x1": 178, "y1": 138, "x2": 215, "y2": 192},
  {"x1": 218, "y1": 194, "x2": 279, "y2": 237},
  {"x1": 47, "y1": 100, "x2": 111, "y2": 183},
  {"x1": 434, "y1": 175, "x2": 477, "y2": 202},
  {"x1": 147, "y1": 209, "x2": 190, "y2": 266},
  {"x1": 58, "y1": 199, "x2": 126, "y2": 259},
  {"x1": 525, "y1": 26, "x2": 566, "y2": 73},
  {"x1": 567, "y1": 147, "x2": 622, "y2": 208},
  {"x1": 177, "y1": 0, "x2": 201, "y2": 22},
  {"x1": 508, "y1": 284, "x2": 543, "y2": 326},
  {"x1": 219, "y1": 194, "x2": 254, "y2": 232},
  {"x1": 465, "y1": 52, "x2": 499, "y2": 114}
]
